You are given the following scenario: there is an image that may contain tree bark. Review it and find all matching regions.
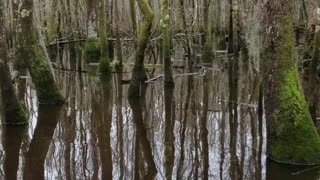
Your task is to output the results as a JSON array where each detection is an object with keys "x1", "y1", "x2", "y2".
[
  {"x1": 98, "y1": 0, "x2": 110, "y2": 73},
  {"x1": 17, "y1": 0, "x2": 64, "y2": 104},
  {"x1": 263, "y1": 0, "x2": 320, "y2": 164},
  {"x1": 202, "y1": 0, "x2": 214, "y2": 64},
  {"x1": 128, "y1": 0, "x2": 154, "y2": 97},
  {"x1": 0, "y1": 0, "x2": 27, "y2": 125},
  {"x1": 161, "y1": 0, "x2": 174, "y2": 85}
]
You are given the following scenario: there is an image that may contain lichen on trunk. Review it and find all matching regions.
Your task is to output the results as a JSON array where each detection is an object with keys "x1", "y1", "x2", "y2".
[{"x1": 263, "y1": 0, "x2": 320, "y2": 164}]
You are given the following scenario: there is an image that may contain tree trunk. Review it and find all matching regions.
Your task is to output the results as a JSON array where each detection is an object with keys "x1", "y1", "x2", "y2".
[
  {"x1": 161, "y1": 0, "x2": 174, "y2": 85},
  {"x1": 202, "y1": 0, "x2": 214, "y2": 64},
  {"x1": 263, "y1": 0, "x2": 320, "y2": 164},
  {"x1": 0, "y1": 0, "x2": 27, "y2": 125},
  {"x1": 308, "y1": 29, "x2": 320, "y2": 126},
  {"x1": 17, "y1": 0, "x2": 64, "y2": 105},
  {"x1": 128, "y1": 0, "x2": 154, "y2": 97},
  {"x1": 98, "y1": 0, "x2": 110, "y2": 73}
]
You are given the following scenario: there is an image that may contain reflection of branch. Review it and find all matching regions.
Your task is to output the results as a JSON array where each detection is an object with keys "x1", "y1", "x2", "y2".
[
  {"x1": 292, "y1": 166, "x2": 320, "y2": 175},
  {"x1": 47, "y1": 32, "x2": 205, "y2": 46},
  {"x1": 52, "y1": 65, "x2": 88, "y2": 73}
]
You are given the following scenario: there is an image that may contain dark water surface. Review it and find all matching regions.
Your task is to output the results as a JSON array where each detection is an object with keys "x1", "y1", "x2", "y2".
[{"x1": 0, "y1": 56, "x2": 319, "y2": 180}]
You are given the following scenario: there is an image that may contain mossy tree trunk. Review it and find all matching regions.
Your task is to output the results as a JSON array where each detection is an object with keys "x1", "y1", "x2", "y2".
[
  {"x1": 0, "y1": 1, "x2": 27, "y2": 125},
  {"x1": 17, "y1": 0, "x2": 64, "y2": 105},
  {"x1": 128, "y1": 0, "x2": 154, "y2": 97},
  {"x1": 263, "y1": 0, "x2": 320, "y2": 164},
  {"x1": 161, "y1": 0, "x2": 174, "y2": 85},
  {"x1": 98, "y1": 0, "x2": 110, "y2": 73}
]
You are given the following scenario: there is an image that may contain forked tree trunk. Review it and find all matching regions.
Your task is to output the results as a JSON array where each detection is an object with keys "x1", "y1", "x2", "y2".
[
  {"x1": 128, "y1": 0, "x2": 154, "y2": 97},
  {"x1": 0, "y1": 0, "x2": 27, "y2": 125},
  {"x1": 263, "y1": 0, "x2": 320, "y2": 164},
  {"x1": 17, "y1": 0, "x2": 64, "y2": 104}
]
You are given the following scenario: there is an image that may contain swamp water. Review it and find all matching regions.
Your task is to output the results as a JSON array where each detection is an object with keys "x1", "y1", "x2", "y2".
[{"x1": 0, "y1": 45, "x2": 319, "y2": 180}]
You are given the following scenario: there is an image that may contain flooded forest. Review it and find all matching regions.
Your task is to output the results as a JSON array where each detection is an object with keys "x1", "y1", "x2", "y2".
[{"x1": 1, "y1": 0, "x2": 320, "y2": 179}]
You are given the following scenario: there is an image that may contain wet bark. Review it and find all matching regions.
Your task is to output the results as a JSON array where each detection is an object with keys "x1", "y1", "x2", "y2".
[{"x1": 263, "y1": 0, "x2": 320, "y2": 164}]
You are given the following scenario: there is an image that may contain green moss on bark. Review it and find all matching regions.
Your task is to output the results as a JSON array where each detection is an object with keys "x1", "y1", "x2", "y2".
[
  {"x1": 16, "y1": 44, "x2": 64, "y2": 104},
  {"x1": 270, "y1": 68, "x2": 320, "y2": 163},
  {"x1": 98, "y1": 56, "x2": 111, "y2": 74},
  {"x1": 84, "y1": 37, "x2": 101, "y2": 63},
  {"x1": 3, "y1": 104, "x2": 28, "y2": 126},
  {"x1": 16, "y1": 0, "x2": 64, "y2": 105},
  {"x1": 28, "y1": 47, "x2": 64, "y2": 104},
  {"x1": 263, "y1": 1, "x2": 320, "y2": 164},
  {"x1": 128, "y1": 0, "x2": 154, "y2": 97}
]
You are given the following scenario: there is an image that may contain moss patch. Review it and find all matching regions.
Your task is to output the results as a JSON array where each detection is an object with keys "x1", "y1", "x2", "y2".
[
  {"x1": 85, "y1": 37, "x2": 101, "y2": 63},
  {"x1": 4, "y1": 104, "x2": 28, "y2": 126},
  {"x1": 98, "y1": 56, "x2": 111, "y2": 74},
  {"x1": 270, "y1": 67, "x2": 320, "y2": 164},
  {"x1": 28, "y1": 46, "x2": 64, "y2": 104}
]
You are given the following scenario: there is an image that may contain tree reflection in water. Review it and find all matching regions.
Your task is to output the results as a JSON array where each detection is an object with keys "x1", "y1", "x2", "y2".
[{"x1": 7, "y1": 48, "x2": 320, "y2": 180}]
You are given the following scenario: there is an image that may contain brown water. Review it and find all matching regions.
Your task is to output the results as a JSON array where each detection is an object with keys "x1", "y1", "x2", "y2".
[{"x1": 0, "y1": 51, "x2": 319, "y2": 180}]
